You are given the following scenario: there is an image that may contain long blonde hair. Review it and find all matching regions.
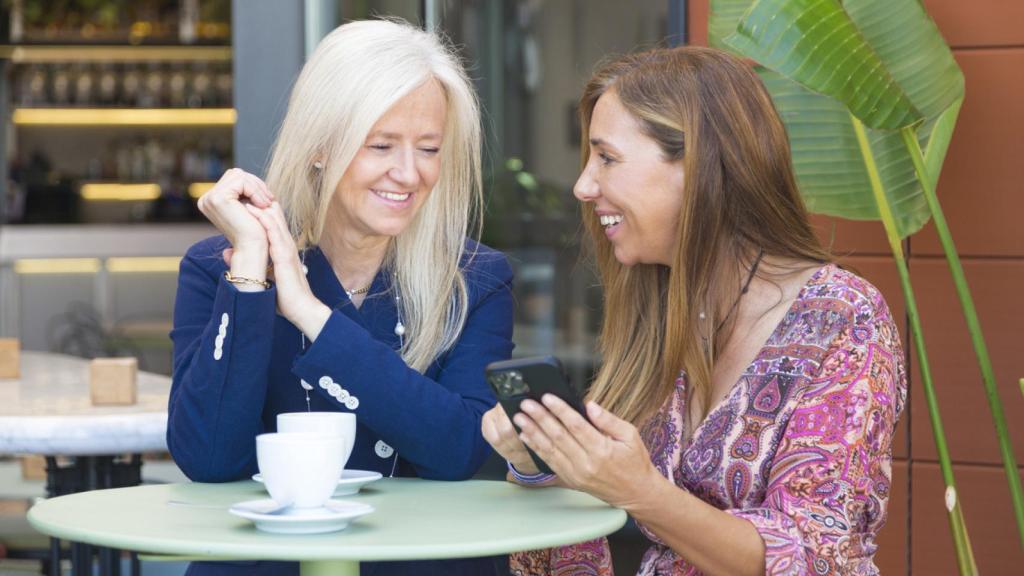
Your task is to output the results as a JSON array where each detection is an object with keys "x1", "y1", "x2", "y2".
[
  {"x1": 580, "y1": 47, "x2": 830, "y2": 424},
  {"x1": 264, "y1": 19, "x2": 483, "y2": 372}
]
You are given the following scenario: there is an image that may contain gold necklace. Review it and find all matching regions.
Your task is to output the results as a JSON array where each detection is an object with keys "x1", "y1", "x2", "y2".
[{"x1": 345, "y1": 284, "x2": 371, "y2": 298}]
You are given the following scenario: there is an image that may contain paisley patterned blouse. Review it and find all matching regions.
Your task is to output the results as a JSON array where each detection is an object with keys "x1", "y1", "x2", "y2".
[{"x1": 511, "y1": 264, "x2": 907, "y2": 575}]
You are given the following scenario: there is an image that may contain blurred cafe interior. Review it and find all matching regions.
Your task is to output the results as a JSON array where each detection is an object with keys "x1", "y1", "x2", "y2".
[{"x1": 0, "y1": 0, "x2": 677, "y2": 380}]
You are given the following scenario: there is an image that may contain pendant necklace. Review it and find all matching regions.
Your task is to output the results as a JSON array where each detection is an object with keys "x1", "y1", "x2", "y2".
[{"x1": 701, "y1": 248, "x2": 765, "y2": 352}]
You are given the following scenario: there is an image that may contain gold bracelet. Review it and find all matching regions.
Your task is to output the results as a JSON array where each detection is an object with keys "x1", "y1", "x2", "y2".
[{"x1": 224, "y1": 270, "x2": 271, "y2": 289}]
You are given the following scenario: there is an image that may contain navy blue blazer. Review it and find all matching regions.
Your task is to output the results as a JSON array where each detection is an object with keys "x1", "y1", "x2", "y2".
[{"x1": 168, "y1": 235, "x2": 514, "y2": 576}]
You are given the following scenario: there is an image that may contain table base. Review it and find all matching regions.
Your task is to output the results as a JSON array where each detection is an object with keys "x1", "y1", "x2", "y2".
[
  {"x1": 44, "y1": 455, "x2": 143, "y2": 576},
  {"x1": 300, "y1": 560, "x2": 359, "y2": 576}
]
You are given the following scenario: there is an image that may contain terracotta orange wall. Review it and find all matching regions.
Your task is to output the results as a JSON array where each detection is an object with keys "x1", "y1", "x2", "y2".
[{"x1": 689, "y1": 0, "x2": 1024, "y2": 573}]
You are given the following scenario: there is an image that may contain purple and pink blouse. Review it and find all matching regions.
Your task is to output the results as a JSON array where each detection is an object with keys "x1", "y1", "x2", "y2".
[{"x1": 512, "y1": 264, "x2": 907, "y2": 575}]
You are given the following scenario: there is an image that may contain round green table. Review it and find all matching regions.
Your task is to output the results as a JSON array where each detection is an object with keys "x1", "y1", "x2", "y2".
[{"x1": 27, "y1": 478, "x2": 627, "y2": 576}]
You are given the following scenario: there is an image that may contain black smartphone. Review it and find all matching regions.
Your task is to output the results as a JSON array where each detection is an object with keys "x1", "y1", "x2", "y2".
[{"x1": 485, "y1": 355, "x2": 587, "y2": 474}]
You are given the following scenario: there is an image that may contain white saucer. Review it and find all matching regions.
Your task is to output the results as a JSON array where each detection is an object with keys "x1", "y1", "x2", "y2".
[
  {"x1": 229, "y1": 498, "x2": 374, "y2": 534},
  {"x1": 253, "y1": 469, "x2": 383, "y2": 496}
]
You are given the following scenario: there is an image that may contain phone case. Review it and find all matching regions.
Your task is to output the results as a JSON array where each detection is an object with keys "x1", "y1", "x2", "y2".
[{"x1": 485, "y1": 355, "x2": 586, "y2": 474}]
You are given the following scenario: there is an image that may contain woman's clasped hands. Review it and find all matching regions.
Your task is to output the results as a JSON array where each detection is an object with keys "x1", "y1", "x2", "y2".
[
  {"x1": 196, "y1": 168, "x2": 274, "y2": 255},
  {"x1": 199, "y1": 168, "x2": 331, "y2": 339}
]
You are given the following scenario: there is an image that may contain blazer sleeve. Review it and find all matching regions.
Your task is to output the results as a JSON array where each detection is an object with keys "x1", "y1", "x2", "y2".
[
  {"x1": 726, "y1": 297, "x2": 907, "y2": 575},
  {"x1": 166, "y1": 239, "x2": 278, "y2": 482},
  {"x1": 291, "y1": 252, "x2": 515, "y2": 480}
]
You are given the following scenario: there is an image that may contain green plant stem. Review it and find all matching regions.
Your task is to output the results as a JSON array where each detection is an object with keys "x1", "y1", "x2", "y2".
[
  {"x1": 852, "y1": 116, "x2": 978, "y2": 575},
  {"x1": 901, "y1": 126, "x2": 1024, "y2": 549}
]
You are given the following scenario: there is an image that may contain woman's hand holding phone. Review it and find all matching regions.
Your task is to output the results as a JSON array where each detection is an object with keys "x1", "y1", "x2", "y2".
[
  {"x1": 481, "y1": 404, "x2": 543, "y2": 476},
  {"x1": 515, "y1": 395, "x2": 662, "y2": 510},
  {"x1": 484, "y1": 356, "x2": 587, "y2": 475}
]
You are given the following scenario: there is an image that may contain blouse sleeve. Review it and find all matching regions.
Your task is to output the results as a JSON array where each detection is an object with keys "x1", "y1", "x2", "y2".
[{"x1": 727, "y1": 299, "x2": 907, "y2": 575}]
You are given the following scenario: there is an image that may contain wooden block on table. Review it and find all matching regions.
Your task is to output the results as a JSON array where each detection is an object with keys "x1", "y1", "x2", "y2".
[
  {"x1": 89, "y1": 357, "x2": 138, "y2": 406},
  {"x1": 0, "y1": 499, "x2": 29, "y2": 515},
  {"x1": 0, "y1": 338, "x2": 19, "y2": 379},
  {"x1": 20, "y1": 455, "x2": 47, "y2": 481}
]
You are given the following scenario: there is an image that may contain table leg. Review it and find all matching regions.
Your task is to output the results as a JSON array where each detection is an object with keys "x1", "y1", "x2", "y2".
[
  {"x1": 78, "y1": 456, "x2": 96, "y2": 576},
  {"x1": 41, "y1": 453, "x2": 145, "y2": 575},
  {"x1": 300, "y1": 560, "x2": 360, "y2": 576}
]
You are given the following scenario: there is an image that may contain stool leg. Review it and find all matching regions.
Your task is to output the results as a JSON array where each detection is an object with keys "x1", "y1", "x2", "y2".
[
  {"x1": 99, "y1": 546, "x2": 112, "y2": 575},
  {"x1": 71, "y1": 541, "x2": 87, "y2": 575},
  {"x1": 110, "y1": 548, "x2": 123, "y2": 576},
  {"x1": 48, "y1": 537, "x2": 61, "y2": 576}
]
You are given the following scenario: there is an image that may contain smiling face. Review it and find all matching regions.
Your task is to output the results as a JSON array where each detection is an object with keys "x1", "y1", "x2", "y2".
[
  {"x1": 574, "y1": 90, "x2": 686, "y2": 267},
  {"x1": 329, "y1": 78, "x2": 447, "y2": 243}
]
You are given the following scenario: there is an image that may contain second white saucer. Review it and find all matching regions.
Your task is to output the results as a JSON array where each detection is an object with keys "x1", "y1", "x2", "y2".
[
  {"x1": 253, "y1": 469, "x2": 384, "y2": 496},
  {"x1": 229, "y1": 498, "x2": 374, "y2": 535}
]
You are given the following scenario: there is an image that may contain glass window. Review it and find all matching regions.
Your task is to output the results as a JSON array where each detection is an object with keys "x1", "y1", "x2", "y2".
[{"x1": 440, "y1": 0, "x2": 671, "y2": 384}]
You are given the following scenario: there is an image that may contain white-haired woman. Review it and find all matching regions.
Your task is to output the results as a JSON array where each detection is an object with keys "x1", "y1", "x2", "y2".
[{"x1": 168, "y1": 19, "x2": 514, "y2": 576}]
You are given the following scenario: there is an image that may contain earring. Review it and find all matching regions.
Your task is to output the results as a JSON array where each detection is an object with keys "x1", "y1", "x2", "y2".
[{"x1": 312, "y1": 160, "x2": 323, "y2": 171}]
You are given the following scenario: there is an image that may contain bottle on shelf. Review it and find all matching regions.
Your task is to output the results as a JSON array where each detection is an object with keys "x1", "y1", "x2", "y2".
[
  {"x1": 168, "y1": 63, "x2": 188, "y2": 108},
  {"x1": 51, "y1": 64, "x2": 71, "y2": 106},
  {"x1": 121, "y1": 64, "x2": 142, "y2": 108},
  {"x1": 97, "y1": 64, "x2": 119, "y2": 106},
  {"x1": 12, "y1": 61, "x2": 231, "y2": 109},
  {"x1": 72, "y1": 63, "x2": 95, "y2": 107},
  {"x1": 188, "y1": 62, "x2": 213, "y2": 108},
  {"x1": 139, "y1": 62, "x2": 165, "y2": 108}
]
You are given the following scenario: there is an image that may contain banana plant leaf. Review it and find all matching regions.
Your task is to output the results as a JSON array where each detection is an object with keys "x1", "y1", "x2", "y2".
[{"x1": 709, "y1": 0, "x2": 964, "y2": 239}]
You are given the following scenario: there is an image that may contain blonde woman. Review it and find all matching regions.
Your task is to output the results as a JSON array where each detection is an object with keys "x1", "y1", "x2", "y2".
[
  {"x1": 484, "y1": 47, "x2": 906, "y2": 574},
  {"x1": 169, "y1": 19, "x2": 513, "y2": 576}
]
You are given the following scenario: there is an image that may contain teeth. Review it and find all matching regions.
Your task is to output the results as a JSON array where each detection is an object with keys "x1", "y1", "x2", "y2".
[
  {"x1": 599, "y1": 214, "x2": 623, "y2": 227},
  {"x1": 374, "y1": 190, "x2": 410, "y2": 202}
]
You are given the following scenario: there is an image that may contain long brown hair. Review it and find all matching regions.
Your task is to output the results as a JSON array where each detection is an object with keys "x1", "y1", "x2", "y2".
[{"x1": 580, "y1": 46, "x2": 830, "y2": 425}]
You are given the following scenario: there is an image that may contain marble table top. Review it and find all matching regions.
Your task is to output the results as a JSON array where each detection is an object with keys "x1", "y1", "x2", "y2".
[{"x1": 0, "y1": 351, "x2": 171, "y2": 456}]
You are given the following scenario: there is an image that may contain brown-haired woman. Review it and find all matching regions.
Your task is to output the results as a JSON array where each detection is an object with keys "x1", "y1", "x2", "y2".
[{"x1": 482, "y1": 46, "x2": 907, "y2": 575}]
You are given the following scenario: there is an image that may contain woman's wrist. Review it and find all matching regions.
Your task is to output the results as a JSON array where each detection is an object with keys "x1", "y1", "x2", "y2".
[
  {"x1": 294, "y1": 302, "x2": 332, "y2": 342},
  {"x1": 229, "y1": 245, "x2": 269, "y2": 283},
  {"x1": 620, "y1": 465, "x2": 679, "y2": 516},
  {"x1": 507, "y1": 460, "x2": 556, "y2": 485}
]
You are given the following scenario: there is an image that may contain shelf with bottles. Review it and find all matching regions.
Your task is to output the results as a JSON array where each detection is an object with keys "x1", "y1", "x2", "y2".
[
  {"x1": 8, "y1": 58, "x2": 233, "y2": 112},
  {"x1": 7, "y1": 134, "x2": 228, "y2": 223},
  {"x1": 3, "y1": 0, "x2": 231, "y2": 46}
]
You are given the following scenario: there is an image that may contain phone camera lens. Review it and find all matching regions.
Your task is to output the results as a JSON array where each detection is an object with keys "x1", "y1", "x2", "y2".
[{"x1": 493, "y1": 370, "x2": 528, "y2": 396}]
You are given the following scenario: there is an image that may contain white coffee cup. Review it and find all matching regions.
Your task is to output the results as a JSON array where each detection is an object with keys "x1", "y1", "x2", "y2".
[
  {"x1": 277, "y1": 412, "x2": 356, "y2": 467},
  {"x1": 256, "y1": 432, "x2": 345, "y2": 509}
]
